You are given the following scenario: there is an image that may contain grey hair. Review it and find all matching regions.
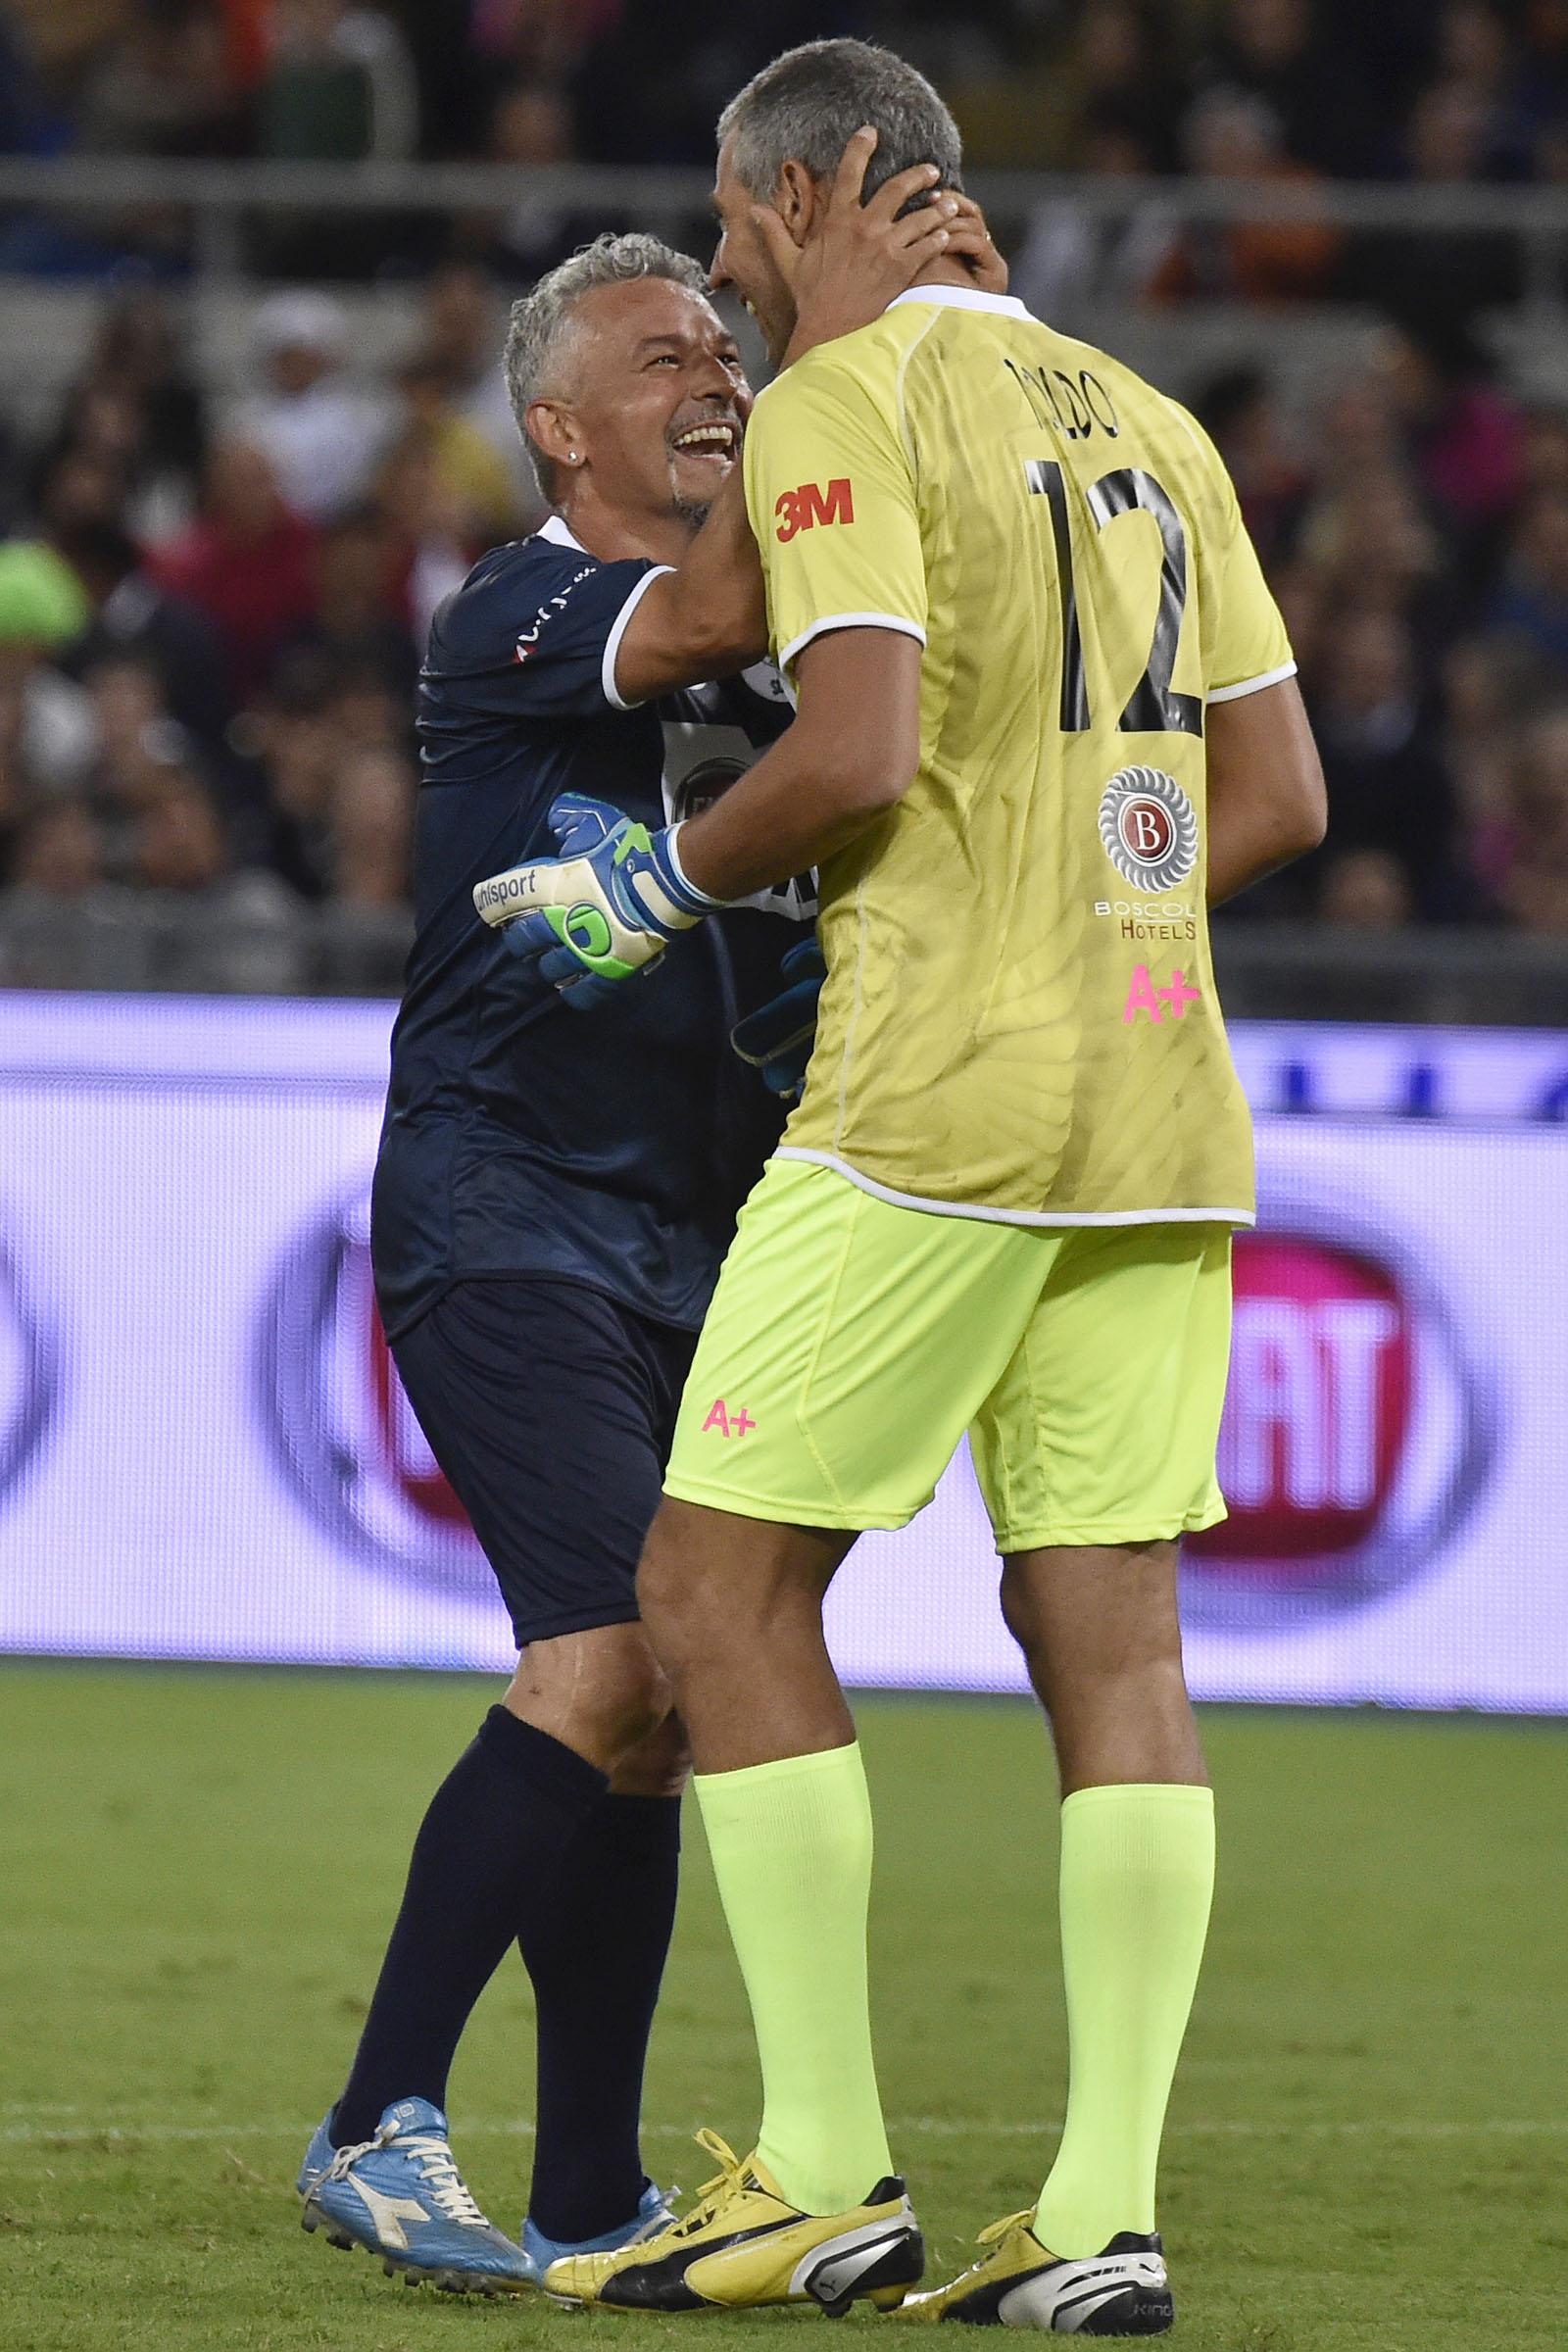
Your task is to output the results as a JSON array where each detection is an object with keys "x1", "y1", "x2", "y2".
[
  {"x1": 717, "y1": 37, "x2": 962, "y2": 206},
  {"x1": 503, "y1": 232, "x2": 709, "y2": 503}
]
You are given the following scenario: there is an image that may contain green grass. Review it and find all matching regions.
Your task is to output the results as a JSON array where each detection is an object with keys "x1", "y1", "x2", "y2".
[{"x1": 0, "y1": 1665, "x2": 1562, "y2": 2351}]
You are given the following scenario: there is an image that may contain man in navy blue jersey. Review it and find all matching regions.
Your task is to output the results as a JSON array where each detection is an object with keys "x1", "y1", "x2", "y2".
[{"x1": 295, "y1": 154, "x2": 992, "y2": 2297}]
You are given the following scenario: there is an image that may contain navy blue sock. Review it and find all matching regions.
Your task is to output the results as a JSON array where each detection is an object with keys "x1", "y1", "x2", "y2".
[
  {"x1": 520, "y1": 1791, "x2": 682, "y2": 2243},
  {"x1": 333, "y1": 1706, "x2": 607, "y2": 2149}
]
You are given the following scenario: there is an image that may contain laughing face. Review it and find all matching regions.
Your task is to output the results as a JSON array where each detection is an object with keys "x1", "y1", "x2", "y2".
[
  {"x1": 525, "y1": 274, "x2": 751, "y2": 529},
  {"x1": 709, "y1": 131, "x2": 799, "y2": 366}
]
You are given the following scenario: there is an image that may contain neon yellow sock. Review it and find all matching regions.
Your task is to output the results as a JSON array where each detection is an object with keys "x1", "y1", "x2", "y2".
[
  {"x1": 694, "y1": 1740, "x2": 892, "y2": 2216},
  {"x1": 1033, "y1": 1783, "x2": 1215, "y2": 2259}
]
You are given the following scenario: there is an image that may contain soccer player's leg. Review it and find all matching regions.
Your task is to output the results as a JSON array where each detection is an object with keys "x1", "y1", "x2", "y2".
[
  {"x1": 299, "y1": 1278, "x2": 691, "y2": 2292},
  {"x1": 903, "y1": 1224, "x2": 1232, "y2": 2334},
  {"x1": 543, "y1": 1159, "x2": 1048, "y2": 2314}
]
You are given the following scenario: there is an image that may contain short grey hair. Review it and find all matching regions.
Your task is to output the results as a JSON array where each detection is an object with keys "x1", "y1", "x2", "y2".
[
  {"x1": 503, "y1": 233, "x2": 709, "y2": 503},
  {"x1": 717, "y1": 37, "x2": 962, "y2": 206}
]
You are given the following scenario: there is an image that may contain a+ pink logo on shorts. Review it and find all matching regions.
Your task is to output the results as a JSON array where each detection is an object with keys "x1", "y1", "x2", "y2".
[{"x1": 702, "y1": 1399, "x2": 756, "y2": 1437}]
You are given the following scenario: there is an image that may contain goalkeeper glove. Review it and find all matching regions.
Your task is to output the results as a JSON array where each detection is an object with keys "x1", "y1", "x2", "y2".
[
  {"x1": 473, "y1": 791, "x2": 724, "y2": 1008},
  {"x1": 730, "y1": 938, "x2": 826, "y2": 1101}
]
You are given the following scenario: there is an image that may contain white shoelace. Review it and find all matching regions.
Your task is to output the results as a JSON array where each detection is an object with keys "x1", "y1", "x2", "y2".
[
  {"x1": 323, "y1": 2123, "x2": 488, "y2": 2228},
  {"x1": 398, "y1": 2132, "x2": 489, "y2": 2226}
]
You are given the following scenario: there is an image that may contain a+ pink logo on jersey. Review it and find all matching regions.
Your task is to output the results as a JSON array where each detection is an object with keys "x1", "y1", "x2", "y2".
[
  {"x1": 1123, "y1": 963, "x2": 1201, "y2": 1025},
  {"x1": 702, "y1": 1399, "x2": 756, "y2": 1437}
]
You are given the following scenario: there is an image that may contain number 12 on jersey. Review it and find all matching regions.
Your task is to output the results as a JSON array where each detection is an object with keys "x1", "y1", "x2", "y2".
[{"x1": 1025, "y1": 459, "x2": 1202, "y2": 740}]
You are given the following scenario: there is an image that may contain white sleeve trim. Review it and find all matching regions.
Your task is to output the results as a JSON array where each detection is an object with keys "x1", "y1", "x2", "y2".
[
  {"x1": 778, "y1": 611, "x2": 927, "y2": 676},
  {"x1": 602, "y1": 564, "x2": 676, "y2": 711},
  {"x1": 1206, "y1": 660, "x2": 1297, "y2": 706},
  {"x1": 662, "y1": 818, "x2": 731, "y2": 911}
]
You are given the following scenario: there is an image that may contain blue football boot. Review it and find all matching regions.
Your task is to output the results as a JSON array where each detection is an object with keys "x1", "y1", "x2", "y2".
[
  {"x1": 298, "y1": 2097, "x2": 532, "y2": 2294},
  {"x1": 520, "y1": 2176, "x2": 677, "y2": 2284}
]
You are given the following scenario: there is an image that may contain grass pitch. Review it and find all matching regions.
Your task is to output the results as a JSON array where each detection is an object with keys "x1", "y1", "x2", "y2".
[{"x1": 0, "y1": 1665, "x2": 1561, "y2": 2352}]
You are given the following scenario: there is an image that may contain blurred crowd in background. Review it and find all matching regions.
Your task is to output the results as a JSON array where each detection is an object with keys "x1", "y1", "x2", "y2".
[
  {"x1": 7, "y1": 0, "x2": 1568, "y2": 193},
  {"x1": 2, "y1": 0, "x2": 1568, "y2": 963}
]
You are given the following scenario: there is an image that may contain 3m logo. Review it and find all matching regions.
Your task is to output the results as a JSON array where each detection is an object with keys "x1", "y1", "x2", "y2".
[{"x1": 774, "y1": 477, "x2": 855, "y2": 543}]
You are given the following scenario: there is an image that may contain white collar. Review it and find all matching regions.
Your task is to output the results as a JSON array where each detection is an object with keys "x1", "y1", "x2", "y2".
[
  {"x1": 887, "y1": 284, "x2": 1032, "y2": 320},
  {"x1": 537, "y1": 513, "x2": 589, "y2": 553}
]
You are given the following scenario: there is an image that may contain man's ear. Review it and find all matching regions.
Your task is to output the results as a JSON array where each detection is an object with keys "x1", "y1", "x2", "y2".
[
  {"x1": 771, "y1": 158, "x2": 820, "y2": 246},
  {"x1": 526, "y1": 398, "x2": 586, "y2": 479}
]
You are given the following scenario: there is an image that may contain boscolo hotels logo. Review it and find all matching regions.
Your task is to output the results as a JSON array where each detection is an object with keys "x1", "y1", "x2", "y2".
[{"x1": 1183, "y1": 1193, "x2": 1496, "y2": 1629}]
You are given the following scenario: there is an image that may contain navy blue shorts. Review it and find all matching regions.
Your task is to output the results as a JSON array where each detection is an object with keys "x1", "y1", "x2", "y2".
[{"x1": 389, "y1": 1276, "x2": 698, "y2": 1649}]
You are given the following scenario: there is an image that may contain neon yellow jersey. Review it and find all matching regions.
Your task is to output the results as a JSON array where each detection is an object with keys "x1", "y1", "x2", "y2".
[{"x1": 742, "y1": 284, "x2": 1295, "y2": 1226}]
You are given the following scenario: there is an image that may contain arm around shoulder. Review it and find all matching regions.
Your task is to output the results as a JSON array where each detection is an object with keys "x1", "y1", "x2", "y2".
[{"x1": 611, "y1": 465, "x2": 768, "y2": 705}]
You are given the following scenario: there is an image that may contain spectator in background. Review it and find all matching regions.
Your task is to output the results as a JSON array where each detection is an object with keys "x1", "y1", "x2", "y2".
[
  {"x1": 481, "y1": 78, "x2": 587, "y2": 282},
  {"x1": 7, "y1": 801, "x2": 106, "y2": 901},
  {"x1": 78, "y1": 653, "x2": 204, "y2": 876},
  {"x1": 51, "y1": 519, "x2": 232, "y2": 752},
  {"x1": 1200, "y1": 0, "x2": 1383, "y2": 178},
  {"x1": 1434, "y1": 1, "x2": 1533, "y2": 175},
  {"x1": 29, "y1": 441, "x2": 129, "y2": 546},
  {"x1": 76, "y1": 0, "x2": 248, "y2": 159},
  {"x1": 0, "y1": 5, "x2": 66, "y2": 157},
  {"x1": 329, "y1": 743, "x2": 414, "y2": 906},
  {"x1": 82, "y1": 291, "x2": 208, "y2": 516},
  {"x1": 403, "y1": 265, "x2": 537, "y2": 511},
  {"x1": 281, "y1": 505, "x2": 419, "y2": 701},
  {"x1": 233, "y1": 292, "x2": 393, "y2": 523},
  {"x1": 1195, "y1": 365, "x2": 1312, "y2": 567},
  {"x1": 258, "y1": 0, "x2": 418, "y2": 160},
  {"x1": 1498, "y1": 704, "x2": 1568, "y2": 931},
  {"x1": 1311, "y1": 606, "x2": 1465, "y2": 917},
  {"x1": 1009, "y1": 1, "x2": 1187, "y2": 173},
  {"x1": 1008, "y1": 103, "x2": 1178, "y2": 331},
  {"x1": 229, "y1": 653, "x2": 338, "y2": 897},
  {"x1": 127, "y1": 763, "x2": 307, "y2": 989},
  {"x1": 1317, "y1": 847, "x2": 1418, "y2": 928},
  {"x1": 0, "y1": 541, "x2": 96, "y2": 811},
  {"x1": 1149, "y1": 90, "x2": 1341, "y2": 304},
  {"x1": 1441, "y1": 633, "x2": 1541, "y2": 900},
  {"x1": 1488, "y1": 488, "x2": 1568, "y2": 670},
  {"x1": 1346, "y1": 77, "x2": 1524, "y2": 321},
  {"x1": 1376, "y1": 319, "x2": 1526, "y2": 569},
  {"x1": 372, "y1": 424, "x2": 471, "y2": 645},
  {"x1": 1298, "y1": 460, "x2": 1459, "y2": 647},
  {"x1": 1518, "y1": 398, "x2": 1568, "y2": 500},
  {"x1": 147, "y1": 435, "x2": 318, "y2": 707},
  {"x1": 397, "y1": 354, "x2": 523, "y2": 548}
]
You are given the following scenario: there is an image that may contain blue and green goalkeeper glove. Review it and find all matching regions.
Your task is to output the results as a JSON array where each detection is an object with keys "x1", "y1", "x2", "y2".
[
  {"x1": 731, "y1": 938, "x2": 826, "y2": 1101},
  {"x1": 473, "y1": 791, "x2": 725, "y2": 1008}
]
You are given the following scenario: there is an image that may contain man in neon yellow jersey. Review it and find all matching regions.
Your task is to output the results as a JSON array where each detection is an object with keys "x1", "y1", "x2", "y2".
[{"x1": 479, "y1": 36, "x2": 1326, "y2": 2333}]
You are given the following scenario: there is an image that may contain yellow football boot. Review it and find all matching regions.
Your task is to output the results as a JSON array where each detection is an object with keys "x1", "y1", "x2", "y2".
[
  {"x1": 542, "y1": 2129, "x2": 924, "y2": 2315},
  {"x1": 896, "y1": 2211, "x2": 1171, "y2": 2333}
]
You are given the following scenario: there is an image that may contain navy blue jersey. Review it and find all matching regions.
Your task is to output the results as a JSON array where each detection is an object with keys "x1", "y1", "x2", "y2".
[{"x1": 372, "y1": 518, "x2": 806, "y2": 1341}]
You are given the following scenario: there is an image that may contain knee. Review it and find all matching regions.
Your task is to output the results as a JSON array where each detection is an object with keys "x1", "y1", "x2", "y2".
[
  {"x1": 507, "y1": 1625, "x2": 673, "y2": 1767},
  {"x1": 612, "y1": 1710, "x2": 692, "y2": 1799},
  {"x1": 589, "y1": 1645, "x2": 675, "y2": 1754}
]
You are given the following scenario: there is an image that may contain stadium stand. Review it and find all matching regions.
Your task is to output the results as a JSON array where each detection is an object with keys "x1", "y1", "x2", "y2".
[{"x1": 3, "y1": 0, "x2": 1568, "y2": 1004}]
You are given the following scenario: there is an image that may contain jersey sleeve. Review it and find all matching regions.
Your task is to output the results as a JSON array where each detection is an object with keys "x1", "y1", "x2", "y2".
[
  {"x1": 1181, "y1": 415, "x2": 1296, "y2": 704},
  {"x1": 743, "y1": 354, "x2": 926, "y2": 684},
  {"x1": 430, "y1": 543, "x2": 671, "y2": 719}
]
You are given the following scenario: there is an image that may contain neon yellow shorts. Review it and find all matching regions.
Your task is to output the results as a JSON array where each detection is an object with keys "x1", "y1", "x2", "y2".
[{"x1": 664, "y1": 1159, "x2": 1233, "y2": 1551}]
